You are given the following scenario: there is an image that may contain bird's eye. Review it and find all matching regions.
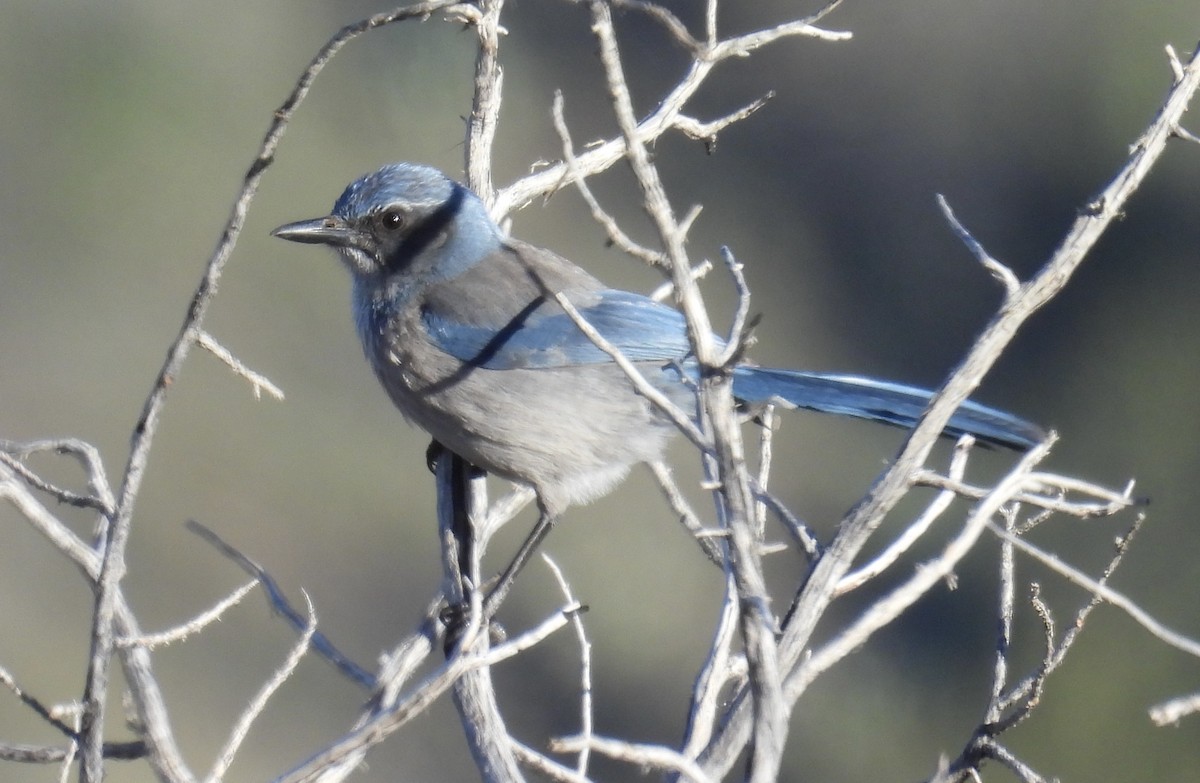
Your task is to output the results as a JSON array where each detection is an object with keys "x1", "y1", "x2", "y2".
[{"x1": 380, "y1": 209, "x2": 406, "y2": 231}]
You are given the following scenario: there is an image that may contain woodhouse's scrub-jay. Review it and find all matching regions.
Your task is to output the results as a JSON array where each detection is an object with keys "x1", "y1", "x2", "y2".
[{"x1": 273, "y1": 163, "x2": 1042, "y2": 603}]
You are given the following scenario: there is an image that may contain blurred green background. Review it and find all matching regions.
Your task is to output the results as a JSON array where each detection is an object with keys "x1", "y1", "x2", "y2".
[{"x1": 2, "y1": 1, "x2": 1199, "y2": 780}]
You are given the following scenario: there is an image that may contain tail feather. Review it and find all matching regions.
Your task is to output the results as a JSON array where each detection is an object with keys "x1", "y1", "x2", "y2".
[{"x1": 731, "y1": 367, "x2": 1044, "y2": 450}]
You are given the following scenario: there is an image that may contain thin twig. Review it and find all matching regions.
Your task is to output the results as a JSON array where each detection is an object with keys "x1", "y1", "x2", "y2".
[
  {"x1": 588, "y1": 3, "x2": 787, "y2": 776},
  {"x1": 937, "y1": 194, "x2": 1021, "y2": 298},
  {"x1": 732, "y1": 53, "x2": 1200, "y2": 783},
  {"x1": 795, "y1": 440, "x2": 1053, "y2": 697},
  {"x1": 119, "y1": 580, "x2": 259, "y2": 650},
  {"x1": 914, "y1": 465, "x2": 1134, "y2": 518},
  {"x1": 646, "y1": 461, "x2": 725, "y2": 566},
  {"x1": 550, "y1": 733, "x2": 715, "y2": 783},
  {"x1": 1150, "y1": 691, "x2": 1200, "y2": 726},
  {"x1": 681, "y1": 571, "x2": 742, "y2": 759},
  {"x1": 542, "y1": 554, "x2": 594, "y2": 777},
  {"x1": 0, "y1": 439, "x2": 115, "y2": 518},
  {"x1": 195, "y1": 331, "x2": 285, "y2": 401},
  {"x1": 836, "y1": 435, "x2": 975, "y2": 595},
  {"x1": 986, "y1": 518, "x2": 1200, "y2": 658},
  {"x1": 986, "y1": 505, "x2": 1018, "y2": 724},
  {"x1": 186, "y1": 520, "x2": 375, "y2": 689},
  {"x1": 551, "y1": 91, "x2": 666, "y2": 266},
  {"x1": 205, "y1": 593, "x2": 318, "y2": 783}
]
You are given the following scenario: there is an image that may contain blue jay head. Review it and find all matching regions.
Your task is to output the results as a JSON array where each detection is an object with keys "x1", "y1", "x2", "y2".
[{"x1": 272, "y1": 163, "x2": 501, "y2": 281}]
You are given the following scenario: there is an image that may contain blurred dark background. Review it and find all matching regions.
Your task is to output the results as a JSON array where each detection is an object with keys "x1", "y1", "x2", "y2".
[{"x1": 2, "y1": 1, "x2": 1198, "y2": 780}]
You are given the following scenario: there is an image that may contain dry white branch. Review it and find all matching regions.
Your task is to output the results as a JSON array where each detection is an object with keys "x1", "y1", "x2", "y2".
[
  {"x1": 2, "y1": 462, "x2": 194, "y2": 779},
  {"x1": 76, "y1": 6, "x2": 468, "y2": 776},
  {"x1": 196, "y1": 331, "x2": 285, "y2": 401},
  {"x1": 649, "y1": 259, "x2": 714, "y2": 302},
  {"x1": 1149, "y1": 692, "x2": 1200, "y2": 726},
  {"x1": 752, "y1": 404, "x2": 776, "y2": 537},
  {"x1": 475, "y1": 603, "x2": 583, "y2": 667},
  {"x1": 681, "y1": 572, "x2": 743, "y2": 759},
  {"x1": 119, "y1": 580, "x2": 259, "y2": 650},
  {"x1": 587, "y1": 5, "x2": 790, "y2": 779},
  {"x1": 673, "y1": 93, "x2": 773, "y2": 145},
  {"x1": 836, "y1": 435, "x2": 976, "y2": 596},
  {"x1": 205, "y1": 593, "x2": 317, "y2": 783},
  {"x1": 510, "y1": 741, "x2": 590, "y2": 782},
  {"x1": 716, "y1": 247, "x2": 754, "y2": 368},
  {"x1": 646, "y1": 461, "x2": 725, "y2": 566},
  {"x1": 986, "y1": 519, "x2": 1200, "y2": 659},
  {"x1": 551, "y1": 733, "x2": 715, "y2": 783},
  {"x1": 795, "y1": 440, "x2": 1054, "y2": 695},
  {"x1": 937, "y1": 195, "x2": 1021, "y2": 298},
  {"x1": 720, "y1": 54, "x2": 1200, "y2": 783},
  {"x1": 913, "y1": 465, "x2": 1135, "y2": 519},
  {"x1": 551, "y1": 90, "x2": 665, "y2": 266},
  {"x1": 275, "y1": 602, "x2": 578, "y2": 783},
  {"x1": 987, "y1": 505, "x2": 1020, "y2": 725},
  {"x1": 994, "y1": 515, "x2": 1141, "y2": 720},
  {"x1": 1166, "y1": 43, "x2": 1185, "y2": 83},
  {"x1": 493, "y1": 3, "x2": 850, "y2": 218},
  {"x1": 475, "y1": 485, "x2": 537, "y2": 545},
  {"x1": 0, "y1": 438, "x2": 115, "y2": 518},
  {"x1": 542, "y1": 554, "x2": 594, "y2": 777}
]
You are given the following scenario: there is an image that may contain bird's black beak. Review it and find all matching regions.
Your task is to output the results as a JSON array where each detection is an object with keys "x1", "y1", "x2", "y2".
[{"x1": 271, "y1": 216, "x2": 357, "y2": 248}]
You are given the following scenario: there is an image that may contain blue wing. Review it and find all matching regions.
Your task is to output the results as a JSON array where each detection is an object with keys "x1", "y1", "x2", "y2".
[
  {"x1": 423, "y1": 290, "x2": 1044, "y2": 450},
  {"x1": 423, "y1": 289, "x2": 694, "y2": 369}
]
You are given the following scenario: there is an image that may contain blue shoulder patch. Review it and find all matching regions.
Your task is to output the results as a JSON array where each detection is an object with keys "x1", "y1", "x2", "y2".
[{"x1": 423, "y1": 289, "x2": 694, "y2": 369}]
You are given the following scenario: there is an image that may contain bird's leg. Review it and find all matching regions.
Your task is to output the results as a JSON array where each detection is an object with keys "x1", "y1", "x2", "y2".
[{"x1": 482, "y1": 501, "x2": 557, "y2": 618}]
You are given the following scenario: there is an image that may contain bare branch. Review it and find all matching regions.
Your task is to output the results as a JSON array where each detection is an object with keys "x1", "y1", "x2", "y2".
[
  {"x1": 493, "y1": 4, "x2": 850, "y2": 218},
  {"x1": 466, "y1": 0, "x2": 506, "y2": 201},
  {"x1": 119, "y1": 580, "x2": 259, "y2": 650},
  {"x1": 797, "y1": 440, "x2": 1054, "y2": 694},
  {"x1": 1150, "y1": 692, "x2": 1200, "y2": 726},
  {"x1": 681, "y1": 573, "x2": 742, "y2": 759},
  {"x1": 551, "y1": 91, "x2": 666, "y2": 265},
  {"x1": 716, "y1": 247, "x2": 755, "y2": 369},
  {"x1": 586, "y1": 3, "x2": 797, "y2": 776},
  {"x1": 196, "y1": 331, "x2": 285, "y2": 401},
  {"x1": 836, "y1": 434, "x2": 976, "y2": 596},
  {"x1": 997, "y1": 515, "x2": 1142, "y2": 713},
  {"x1": 752, "y1": 404, "x2": 775, "y2": 537},
  {"x1": 510, "y1": 741, "x2": 591, "y2": 782},
  {"x1": 937, "y1": 194, "x2": 1021, "y2": 298},
  {"x1": 748, "y1": 479, "x2": 821, "y2": 560},
  {"x1": 187, "y1": 520, "x2": 376, "y2": 689},
  {"x1": 673, "y1": 93, "x2": 774, "y2": 147},
  {"x1": 204, "y1": 592, "x2": 317, "y2": 783},
  {"x1": 914, "y1": 463, "x2": 1136, "y2": 519},
  {"x1": 0, "y1": 438, "x2": 115, "y2": 519},
  {"x1": 646, "y1": 461, "x2": 725, "y2": 566},
  {"x1": 542, "y1": 554, "x2": 594, "y2": 778},
  {"x1": 551, "y1": 733, "x2": 716, "y2": 783},
  {"x1": 726, "y1": 58, "x2": 1200, "y2": 782},
  {"x1": 649, "y1": 259, "x2": 713, "y2": 302},
  {"x1": 986, "y1": 518, "x2": 1200, "y2": 658}
]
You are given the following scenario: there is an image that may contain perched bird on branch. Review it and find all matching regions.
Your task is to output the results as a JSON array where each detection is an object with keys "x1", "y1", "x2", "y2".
[{"x1": 273, "y1": 162, "x2": 1042, "y2": 605}]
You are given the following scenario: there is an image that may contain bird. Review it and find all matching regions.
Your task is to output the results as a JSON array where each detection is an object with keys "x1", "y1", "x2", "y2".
[{"x1": 272, "y1": 162, "x2": 1043, "y2": 608}]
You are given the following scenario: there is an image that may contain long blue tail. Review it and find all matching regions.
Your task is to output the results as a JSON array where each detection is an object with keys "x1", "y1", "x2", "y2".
[{"x1": 731, "y1": 367, "x2": 1043, "y2": 450}]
